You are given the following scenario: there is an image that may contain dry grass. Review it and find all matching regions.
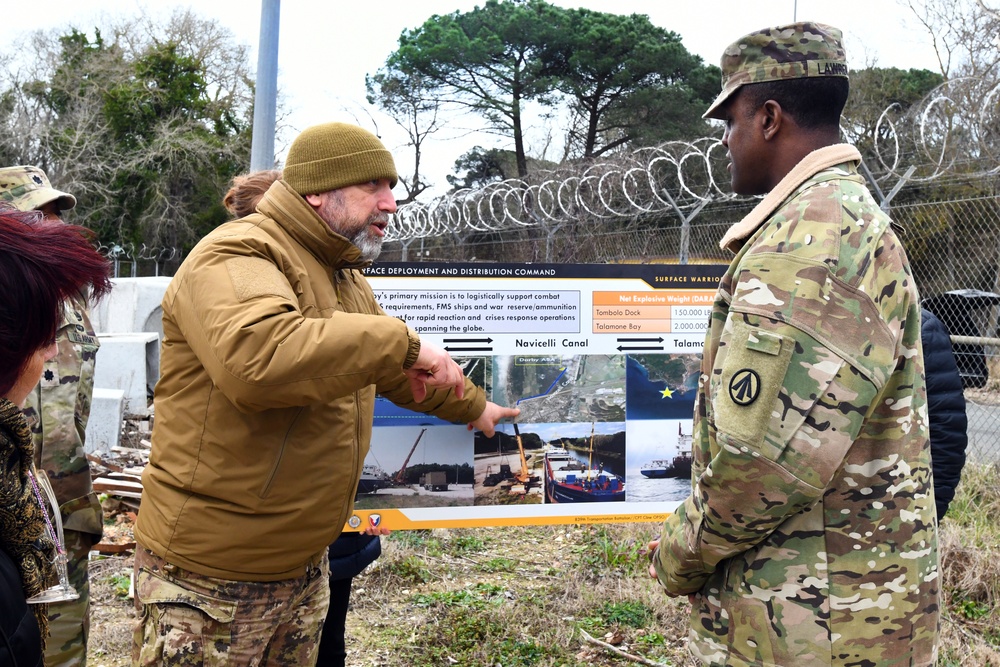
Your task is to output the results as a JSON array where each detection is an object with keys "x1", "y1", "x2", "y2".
[
  {"x1": 344, "y1": 524, "x2": 695, "y2": 666},
  {"x1": 937, "y1": 464, "x2": 1000, "y2": 666},
  {"x1": 87, "y1": 555, "x2": 135, "y2": 667},
  {"x1": 87, "y1": 464, "x2": 1000, "y2": 666}
]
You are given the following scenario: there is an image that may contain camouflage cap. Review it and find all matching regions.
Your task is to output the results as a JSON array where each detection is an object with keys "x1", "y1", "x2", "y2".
[
  {"x1": 0, "y1": 165, "x2": 77, "y2": 212},
  {"x1": 704, "y1": 22, "x2": 848, "y2": 120}
]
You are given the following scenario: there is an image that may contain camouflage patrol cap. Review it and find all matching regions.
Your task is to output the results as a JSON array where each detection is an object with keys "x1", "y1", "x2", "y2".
[
  {"x1": 0, "y1": 165, "x2": 77, "y2": 212},
  {"x1": 704, "y1": 22, "x2": 848, "y2": 120}
]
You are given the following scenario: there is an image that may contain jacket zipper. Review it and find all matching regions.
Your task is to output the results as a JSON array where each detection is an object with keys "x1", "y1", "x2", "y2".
[{"x1": 338, "y1": 393, "x2": 362, "y2": 530}]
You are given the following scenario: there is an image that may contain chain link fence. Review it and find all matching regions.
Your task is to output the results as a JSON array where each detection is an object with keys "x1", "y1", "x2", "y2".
[
  {"x1": 124, "y1": 70, "x2": 1000, "y2": 461},
  {"x1": 379, "y1": 181, "x2": 1000, "y2": 462},
  {"x1": 894, "y1": 190, "x2": 1000, "y2": 462}
]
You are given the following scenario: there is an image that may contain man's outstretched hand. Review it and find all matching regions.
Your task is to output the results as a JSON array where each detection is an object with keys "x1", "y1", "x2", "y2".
[
  {"x1": 402, "y1": 339, "x2": 519, "y2": 436},
  {"x1": 468, "y1": 402, "x2": 520, "y2": 438},
  {"x1": 404, "y1": 339, "x2": 466, "y2": 402}
]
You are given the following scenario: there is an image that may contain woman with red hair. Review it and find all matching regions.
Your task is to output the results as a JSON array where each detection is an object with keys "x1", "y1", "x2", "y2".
[{"x1": 0, "y1": 205, "x2": 111, "y2": 665}]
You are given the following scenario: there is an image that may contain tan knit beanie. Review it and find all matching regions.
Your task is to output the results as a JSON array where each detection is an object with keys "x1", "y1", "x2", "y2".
[{"x1": 283, "y1": 122, "x2": 398, "y2": 195}]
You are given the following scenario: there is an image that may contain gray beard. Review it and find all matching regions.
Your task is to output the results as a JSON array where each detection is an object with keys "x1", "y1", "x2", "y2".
[{"x1": 350, "y1": 228, "x2": 383, "y2": 262}]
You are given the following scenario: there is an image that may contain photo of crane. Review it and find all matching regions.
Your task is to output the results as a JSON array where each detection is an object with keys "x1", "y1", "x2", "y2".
[
  {"x1": 353, "y1": 424, "x2": 475, "y2": 510},
  {"x1": 473, "y1": 423, "x2": 543, "y2": 505}
]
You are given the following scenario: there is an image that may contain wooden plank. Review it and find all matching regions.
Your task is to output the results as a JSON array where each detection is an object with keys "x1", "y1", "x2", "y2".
[
  {"x1": 95, "y1": 489, "x2": 142, "y2": 500},
  {"x1": 87, "y1": 453, "x2": 124, "y2": 473},
  {"x1": 111, "y1": 445, "x2": 150, "y2": 458},
  {"x1": 93, "y1": 478, "x2": 144, "y2": 499},
  {"x1": 92, "y1": 542, "x2": 136, "y2": 554},
  {"x1": 105, "y1": 472, "x2": 143, "y2": 482}
]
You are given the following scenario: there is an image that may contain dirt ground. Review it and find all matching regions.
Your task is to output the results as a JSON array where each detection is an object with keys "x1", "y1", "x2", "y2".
[
  {"x1": 87, "y1": 554, "x2": 136, "y2": 667},
  {"x1": 83, "y1": 527, "x2": 623, "y2": 666},
  {"x1": 85, "y1": 511, "x2": 1000, "y2": 667},
  {"x1": 85, "y1": 523, "x2": 682, "y2": 667}
]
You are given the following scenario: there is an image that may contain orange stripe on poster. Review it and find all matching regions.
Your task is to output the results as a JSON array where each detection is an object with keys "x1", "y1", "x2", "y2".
[
  {"x1": 593, "y1": 291, "x2": 714, "y2": 306},
  {"x1": 343, "y1": 510, "x2": 672, "y2": 532}
]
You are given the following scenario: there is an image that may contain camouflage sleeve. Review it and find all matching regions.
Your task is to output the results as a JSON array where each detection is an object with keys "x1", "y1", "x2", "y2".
[
  {"x1": 655, "y1": 249, "x2": 902, "y2": 595},
  {"x1": 22, "y1": 293, "x2": 104, "y2": 538}
]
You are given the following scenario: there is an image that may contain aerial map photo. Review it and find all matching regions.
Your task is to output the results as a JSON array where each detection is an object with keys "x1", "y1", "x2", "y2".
[{"x1": 493, "y1": 354, "x2": 626, "y2": 424}]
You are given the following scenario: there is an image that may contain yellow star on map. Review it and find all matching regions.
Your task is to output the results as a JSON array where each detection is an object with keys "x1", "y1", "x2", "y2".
[{"x1": 660, "y1": 387, "x2": 674, "y2": 399}]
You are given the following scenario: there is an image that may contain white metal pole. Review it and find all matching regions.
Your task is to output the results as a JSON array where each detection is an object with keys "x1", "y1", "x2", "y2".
[{"x1": 250, "y1": 0, "x2": 280, "y2": 171}]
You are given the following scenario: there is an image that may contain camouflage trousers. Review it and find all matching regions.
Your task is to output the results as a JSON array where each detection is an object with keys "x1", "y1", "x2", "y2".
[
  {"x1": 46, "y1": 528, "x2": 99, "y2": 667},
  {"x1": 132, "y1": 547, "x2": 331, "y2": 666}
]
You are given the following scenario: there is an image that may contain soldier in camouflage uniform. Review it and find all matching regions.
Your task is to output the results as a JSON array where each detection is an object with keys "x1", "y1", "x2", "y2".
[
  {"x1": 1, "y1": 165, "x2": 103, "y2": 667},
  {"x1": 648, "y1": 24, "x2": 939, "y2": 666}
]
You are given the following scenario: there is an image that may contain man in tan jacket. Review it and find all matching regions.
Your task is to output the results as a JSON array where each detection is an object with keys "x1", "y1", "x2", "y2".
[{"x1": 132, "y1": 122, "x2": 517, "y2": 666}]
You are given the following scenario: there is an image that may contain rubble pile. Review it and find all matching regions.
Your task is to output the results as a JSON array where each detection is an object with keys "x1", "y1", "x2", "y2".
[{"x1": 87, "y1": 413, "x2": 152, "y2": 554}]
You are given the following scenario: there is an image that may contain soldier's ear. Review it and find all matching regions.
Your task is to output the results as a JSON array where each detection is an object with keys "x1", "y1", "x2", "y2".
[{"x1": 760, "y1": 100, "x2": 782, "y2": 142}]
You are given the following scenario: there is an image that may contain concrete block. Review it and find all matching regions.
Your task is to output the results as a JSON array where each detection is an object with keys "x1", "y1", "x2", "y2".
[
  {"x1": 90, "y1": 277, "x2": 170, "y2": 385},
  {"x1": 85, "y1": 388, "x2": 125, "y2": 454},
  {"x1": 94, "y1": 333, "x2": 159, "y2": 416},
  {"x1": 91, "y1": 276, "x2": 171, "y2": 336}
]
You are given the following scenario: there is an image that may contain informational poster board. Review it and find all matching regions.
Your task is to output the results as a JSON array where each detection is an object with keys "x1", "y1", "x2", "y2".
[{"x1": 343, "y1": 262, "x2": 725, "y2": 532}]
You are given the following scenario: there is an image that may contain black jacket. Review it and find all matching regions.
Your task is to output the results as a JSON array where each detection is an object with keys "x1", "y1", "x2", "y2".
[
  {"x1": 328, "y1": 532, "x2": 382, "y2": 582},
  {"x1": 921, "y1": 308, "x2": 969, "y2": 518},
  {"x1": 0, "y1": 547, "x2": 43, "y2": 667}
]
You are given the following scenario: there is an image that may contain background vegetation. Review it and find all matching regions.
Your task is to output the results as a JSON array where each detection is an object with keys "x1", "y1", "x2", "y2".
[
  {"x1": 4, "y1": 0, "x2": 997, "y2": 262},
  {"x1": 86, "y1": 463, "x2": 1000, "y2": 665},
  {"x1": 0, "y1": 10, "x2": 253, "y2": 255}
]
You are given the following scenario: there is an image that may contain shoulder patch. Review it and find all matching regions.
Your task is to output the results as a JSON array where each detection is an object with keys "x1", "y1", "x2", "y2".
[
  {"x1": 729, "y1": 369, "x2": 761, "y2": 405},
  {"x1": 225, "y1": 257, "x2": 296, "y2": 303}
]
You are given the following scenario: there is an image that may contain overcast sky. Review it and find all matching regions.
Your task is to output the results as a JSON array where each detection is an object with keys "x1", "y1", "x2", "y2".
[{"x1": 10, "y1": 1, "x2": 941, "y2": 198}]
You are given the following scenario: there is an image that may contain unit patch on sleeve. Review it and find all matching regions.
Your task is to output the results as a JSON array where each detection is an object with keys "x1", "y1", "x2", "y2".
[{"x1": 729, "y1": 368, "x2": 761, "y2": 406}]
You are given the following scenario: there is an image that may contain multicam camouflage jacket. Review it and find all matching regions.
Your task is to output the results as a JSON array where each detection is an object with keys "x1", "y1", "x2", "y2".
[
  {"x1": 652, "y1": 145, "x2": 939, "y2": 666},
  {"x1": 22, "y1": 290, "x2": 103, "y2": 540}
]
